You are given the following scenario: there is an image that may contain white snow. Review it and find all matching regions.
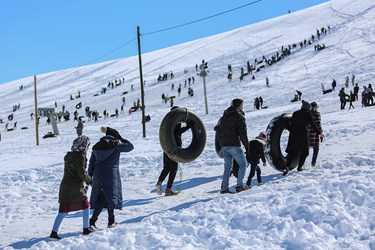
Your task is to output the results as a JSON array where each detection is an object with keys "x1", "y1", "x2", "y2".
[{"x1": 1, "y1": 0, "x2": 375, "y2": 249}]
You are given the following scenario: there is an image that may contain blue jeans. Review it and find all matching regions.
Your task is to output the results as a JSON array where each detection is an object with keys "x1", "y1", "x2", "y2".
[
  {"x1": 311, "y1": 145, "x2": 319, "y2": 166},
  {"x1": 52, "y1": 208, "x2": 90, "y2": 232},
  {"x1": 221, "y1": 146, "x2": 247, "y2": 190}
]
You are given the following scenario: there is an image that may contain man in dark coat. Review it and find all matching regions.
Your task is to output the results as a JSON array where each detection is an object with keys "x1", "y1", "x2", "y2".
[
  {"x1": 339, "y1": 87, "x2": 348, "y2": 110},
  {"x1": 156, "y1": 106, "x2": 193, "y2": 196},
  {"x1": 284, "y1": 100, "x2": 322, "y2": 175},
  {"x1": 216, "y1": 98, "x2": 249, "y2": 193},
  {"x1": 88, "y1": 128, "x2": 133, "y2": 229},
  {"x1": 245, "y1": 132, "x2": 267, "y2": 188}
]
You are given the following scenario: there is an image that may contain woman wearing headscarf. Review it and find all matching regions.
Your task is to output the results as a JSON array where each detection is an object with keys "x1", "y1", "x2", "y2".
[
  {"x1": 49, "y1": 135, "x2": 92, "y2": 239},
  {"x1": 88, "y1": 127, "x2": 134, "y2": 229}
]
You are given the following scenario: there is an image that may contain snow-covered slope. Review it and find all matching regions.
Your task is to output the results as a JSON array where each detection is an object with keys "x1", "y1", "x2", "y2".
[{"x1": 0, "y1": 0, "x2": 375, "y2": 249}]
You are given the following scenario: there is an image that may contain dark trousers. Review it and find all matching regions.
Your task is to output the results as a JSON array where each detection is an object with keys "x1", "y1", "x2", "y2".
[
  {"x1": 90, "y1": 191, "x2": 114, "y2": 224},
  {"x1": 158, "y1": 152, "x2": 178, "y2": 189},
  {"x1": 311, "y1": 145, "x2": 319, "y2": 166},
  {"x1": 340, "y1": 101, "x2": 346, "y2": 110},
  {"x1": 287, "y1": 150, "x2": 309, "y2": 170},
  {"x1": 246, "y1": 163, "x2": 262, "y2": 186}
]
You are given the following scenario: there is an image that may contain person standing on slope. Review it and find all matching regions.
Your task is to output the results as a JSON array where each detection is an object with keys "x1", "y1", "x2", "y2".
[
  {"x1": 216, "y1": 98, "x2": 250, "y2": 193},
  {"x1": 308, "y1": 102, "x2": 324, "y2": 167},
  {"x1": 245, "y1": 132, "x2": 267, "y2": 188},
  {"x1": 88, "y1": 127, "x2": 133, "y2": 229},
  {"x1": 283, "y1": 100, "x2": 322, "y2": 175},
  {"x1": 49, "y1": 136, "x2": 93, "y2": 240},
  {"x1": 155, "y1": 106, "x2": 194, "y2": 196}
]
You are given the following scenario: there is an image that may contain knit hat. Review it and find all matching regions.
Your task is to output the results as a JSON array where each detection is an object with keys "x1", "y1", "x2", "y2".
[
  {"x1": 301, "y1": 100, "x2": 311, "y2": 110},
  {"x1": 311, "y1": 101, "x2": 319, "y2": 109},
  {"x1": 71, "y1": 135, "x2": 90, "y2": 153},
  {"x1": 256, "y1": 132, "x2": 267, "y2": 142},
  {"x1": 231, "y1": 98, "x2": 243, "y2": 108}
]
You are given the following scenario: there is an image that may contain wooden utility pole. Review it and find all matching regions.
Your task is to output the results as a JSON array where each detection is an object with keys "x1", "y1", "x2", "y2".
[
  {"x1": 34, "y1": 75, "x2": 39, "y2": 145},
  {"x1": 137, "y1": 26, "x2": 146, "y2": 138}
]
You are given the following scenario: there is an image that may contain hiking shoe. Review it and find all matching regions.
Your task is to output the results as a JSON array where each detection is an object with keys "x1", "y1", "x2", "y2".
[
  {"x1": 245, "y1": 185, "x2": 252, "y2": 190},
  {"x1": 49, "y1": 231, "x2": 61, "y2": 240},
  {"x1": 297, "y1": 167, "x2": 303, "y2": 172},
  {"x1": 107, "y1": 222, "x2": 119, "y2": 228},
  {"x1": 165, "y1": 188, "x2": 178, "y2": 196},
  {"x1": 83, "y1": 227, "x2": 94, "y2": 235},
  {"x1": 89, "y1": 218, "x2": 98, "y2": 231},
  {"x1": 235, "y1": 186, "x2": 247, "y2": 193},
  {"x1": 220, "y1": 189, "x2": 234, "y2": 194},
  {"x1": 155, "y1": 182, "x2": 162, "y2": 195}
]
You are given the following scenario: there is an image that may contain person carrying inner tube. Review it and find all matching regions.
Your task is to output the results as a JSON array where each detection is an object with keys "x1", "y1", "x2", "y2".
[
  {"x1": 155, "y1": 106, "x2": 194, "y2": 196},
  {"x1": 284, "y1": 100, "x2": 323, "y2": 175},
  {"x1": 217, "y1": 98, "x2": 249, "y2": 193}
]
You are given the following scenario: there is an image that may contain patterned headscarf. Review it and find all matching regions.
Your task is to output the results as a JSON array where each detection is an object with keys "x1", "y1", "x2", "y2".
[{"x1": 71, "y1": 135, "x2": 90, "y2": 153}]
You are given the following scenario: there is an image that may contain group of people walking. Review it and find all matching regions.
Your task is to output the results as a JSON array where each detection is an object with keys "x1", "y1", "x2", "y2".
[
  {"x1": 215, "y1": 98, "x2": 324, "y2": 193},
  {"x1": 50, "y1": 97, "x2": 325, "y2": 239},
  {"x1": 50, "y1": 127, "x2": 134, "y2": 239}
]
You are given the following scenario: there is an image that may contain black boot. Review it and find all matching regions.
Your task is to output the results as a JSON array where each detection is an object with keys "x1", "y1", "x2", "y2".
[
  {"x1": 108, "y1": 215, "x2": 118, "y2": 228},
  {"x1": 49, "y1": 230, "x2": 61, "y2": 240},
  {"x1": 89, "y1": 218, "x2": 98, "y2": 230},
  {"x1": 83, "y1": 227, "x2": 94, "y2": 235}
]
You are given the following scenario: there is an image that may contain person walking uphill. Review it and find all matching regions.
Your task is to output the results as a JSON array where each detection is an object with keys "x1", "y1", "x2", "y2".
[
  {"x1": 49, "y1": 136, "x2": 93, "y2": 240},
  {"x1": 283, "y1": 101, "x2": 322, "y2": 175},
  {"x1": 88, "y1": 127, "x2": 134, "y2": 229},
  {"x1": 245, "y1": 132, "x2": 267, "y2": 188},
  {"x1": 216, "y1": 98, "x2": 249, "y2": 194},
  {"x1": 156, "y1": 106, "x2": 194, "y2": 196},
  {"x1": 308, "y1": 102, "x2": 324, "y2": 167},
  {"x1": 76, "y1": 118, "x2": 83, "y2": 137}
]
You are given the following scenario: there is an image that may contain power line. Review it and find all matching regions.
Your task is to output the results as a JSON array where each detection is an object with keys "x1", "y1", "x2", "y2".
[
  {"x1": 85, "y1": 37, "x2": 137, "y2": 65},
  {"x1": 142, "y1": 0, "x2": 263, "y2": 36}
]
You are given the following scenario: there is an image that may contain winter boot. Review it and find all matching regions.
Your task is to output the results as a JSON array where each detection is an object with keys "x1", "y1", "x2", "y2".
[
  {"x1": 283, "y1": 169, "x2": 288, "y2": 176},
  {"x1": 220, "y1": 189, "x2": 235, "y2": 194},
  {"x1": 83, "y1": 227, "x2": 94, "y2": 235},
  {"x1": 165, "y1": 188, "x2": 178, "y2": 196},
  {"x1": 49, "y1": 230, "x2": 61, "y2": 240},
  {"x1": 235, "y1": 185, "x2": 247, "y2": 193},
  {"x1": 89, "y1": 218, "x2": 98, "y2": 231},
  {"x1": 155, "y1": 182, "x2": 162, "y2": 195},
  {"x1": 108, "y1": 215, "x2": 119, "y2": 228}
]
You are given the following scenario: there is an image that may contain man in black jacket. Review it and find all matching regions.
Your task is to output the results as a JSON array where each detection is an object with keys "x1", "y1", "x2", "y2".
[
  {"x1": 156, "y1": 106, "x2": 193, "y2": 196},
  {"x1": 284, "y1": 100, "x2": 322, "y2": 175},
  {"x1": 216, "y1": 99, "x2": 249, "y2": 193}
]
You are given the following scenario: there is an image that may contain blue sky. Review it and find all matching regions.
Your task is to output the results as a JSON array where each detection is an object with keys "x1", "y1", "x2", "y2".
[{"x1": 0, "y1": 0, "x2": 328, "y2": 84}]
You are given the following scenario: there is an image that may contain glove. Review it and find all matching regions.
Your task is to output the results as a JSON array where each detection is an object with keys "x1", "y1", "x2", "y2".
[{"x1": 263, "y1": 162, "x2": 267, "y2": 167}]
